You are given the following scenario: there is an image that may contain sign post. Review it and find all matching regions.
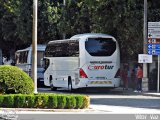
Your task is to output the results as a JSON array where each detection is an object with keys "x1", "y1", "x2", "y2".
[
  {"x1": 138, "y1": 54, "x2": 152, "y2": 91},
  {"x1": 143, "y1": 0, "x2": 148, "y2": 92},
  {"x1": 158, "y1": 56, "x2": 160, "y2": 92},
  {"x1": 148, "y1": 22, "x2": 160, "y2": 92}
]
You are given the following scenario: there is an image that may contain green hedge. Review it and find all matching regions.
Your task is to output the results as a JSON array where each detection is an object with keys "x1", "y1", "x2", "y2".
[{"x1": 0, "y1": 93, "x2": 90, "y2": 109}]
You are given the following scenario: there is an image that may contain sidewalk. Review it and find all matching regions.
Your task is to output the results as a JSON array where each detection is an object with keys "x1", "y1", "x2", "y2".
[
  {"x1": 0, "y1": 107, "x2": 96, "y2": 114},
  {"x1": 114, "y1": 87, "x2": 160, "y2": 97}
]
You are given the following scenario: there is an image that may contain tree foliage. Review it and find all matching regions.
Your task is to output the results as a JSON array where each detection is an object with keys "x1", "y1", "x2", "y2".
[{"x1": 0, "y1": 0, "x2": 159, "y2": 62}]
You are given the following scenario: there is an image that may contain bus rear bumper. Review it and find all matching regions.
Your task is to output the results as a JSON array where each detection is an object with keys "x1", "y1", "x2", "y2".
[{"x1": 73, "y1": 78, "x2": 120, "y2": 89}]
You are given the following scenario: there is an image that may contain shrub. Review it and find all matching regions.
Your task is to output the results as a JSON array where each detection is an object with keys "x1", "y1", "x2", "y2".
[
  {"x1": 48, "y1": 95, "x2": 58, "y2": 109},
  {"x1": 0, "y1": 94, "x2": 90, "y2": 109},
  {"x1": 34, "y1": 95, "x2": 42, "y2": 108},
  {"x1": 0, "y1": 65, "x2": 34, "y2": 94},
  {"x1": 35, "y1": 95, "x2": 48, "y2": 108},
  {"x1": 0, "y1": 95, "x2": 4, "y2": 105},
  {"x1": 57, "y1": 95, "x2": 66, "y2": 109},
  {"x1": 14, "y1": 95, "x2": 25, "y2": 108},
  {"x1": 81, "y1": 96, "x2": 90, "y2": 108},
  {"x1": 75, "y1": 96, "x2": 83, "y2": 109},
  {"x1": 66, "y1": 96, "x2": 76, "y2": 109},
  {"x1": 3, "y1": 95, "x2": 14, "y2": 107},
  {"x1": 41, "y1": 95, "x2": 49, "y2": 108},
  {"x1": 25, "y1": 95, "x2": 35, "y2": 108}
]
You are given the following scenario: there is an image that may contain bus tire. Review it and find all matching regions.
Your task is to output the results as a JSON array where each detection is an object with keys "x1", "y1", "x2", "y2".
[
  {"x1": 68, "y1": 77, "x2": 73, "y2": 92},
  {"x1": 51, "y1": 83, "x2": 57, "y2": 91},
  {"x1": 50, "y1": 76, "x2": 57, "y2": 91}
]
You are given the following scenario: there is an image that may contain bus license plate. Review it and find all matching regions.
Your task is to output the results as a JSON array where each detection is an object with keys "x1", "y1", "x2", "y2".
[{"x1": 90, "y1": 81, "x2": 112, "y2": 84}]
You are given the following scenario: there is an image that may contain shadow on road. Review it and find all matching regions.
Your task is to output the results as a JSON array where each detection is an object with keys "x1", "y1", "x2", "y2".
[{"x1": 38, "y1": 87, "x2": 143, "y2": 96}]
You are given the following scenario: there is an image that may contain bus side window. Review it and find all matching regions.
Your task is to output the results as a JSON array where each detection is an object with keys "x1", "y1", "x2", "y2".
[{"x1": 43, "y1": 58, "x2": 49, "y2": 71}]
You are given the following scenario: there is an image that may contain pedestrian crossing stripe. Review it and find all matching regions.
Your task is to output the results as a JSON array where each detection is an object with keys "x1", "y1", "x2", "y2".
[{"x1": 90, "y1": 81, "x2": 112, "y2": 84}]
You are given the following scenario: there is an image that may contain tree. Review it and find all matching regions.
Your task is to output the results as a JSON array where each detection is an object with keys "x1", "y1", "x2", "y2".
[
  {"x1": 0, "y1": 0, "x2": 160, "y2": 63},
  {"x1": 0, "y1": 0, "x2": 19, "y2": 58},
  {"x1": 79, "y1": 0, "x2": 144, "y2": 62}
]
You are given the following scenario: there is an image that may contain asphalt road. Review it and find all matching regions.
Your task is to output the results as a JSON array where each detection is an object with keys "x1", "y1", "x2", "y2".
[{"x1": 38, "y1": 87, "x2": 160, "y2": 113}]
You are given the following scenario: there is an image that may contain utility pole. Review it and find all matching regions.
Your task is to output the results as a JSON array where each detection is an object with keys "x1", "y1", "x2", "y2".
[
  {"x1": 62, "y1": 0, "x2": 66, "y2": 39},
  {"x1": 142, "y1": 0, "x2": 148, "y2": 91},
  {"x1": 32, "y1": 0, "x2": 38, "y2": 94}
]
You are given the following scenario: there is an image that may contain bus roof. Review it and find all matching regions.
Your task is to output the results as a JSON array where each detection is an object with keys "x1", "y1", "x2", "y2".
[
  {"x1": 16, "y1": 44, "x2": 46, "y2": 52},
  {"x1": 48, "y1": 33, "x2": 115, "y2": 44},
  {"x1": 48, "y1": 39, "x2": 78, "y2": 45},
  {"x1": 70, "y1": 33, "x2": 113, "y2": 39}
]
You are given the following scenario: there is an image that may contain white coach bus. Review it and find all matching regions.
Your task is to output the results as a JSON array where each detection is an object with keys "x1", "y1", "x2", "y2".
[
  {"x1": 44, "y1": 33, "x2": 120, "y2": 90},
  {"x1": 15, "y1": 45, "x2": 46, "y2": 86}
]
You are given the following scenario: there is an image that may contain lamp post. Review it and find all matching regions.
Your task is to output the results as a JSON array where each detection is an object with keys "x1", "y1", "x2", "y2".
[{"x1": 32, "y1": 0, "x2": 38, "y2": 94}]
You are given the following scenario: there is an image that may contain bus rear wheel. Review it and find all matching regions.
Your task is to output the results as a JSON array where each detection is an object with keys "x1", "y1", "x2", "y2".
[
  {"x1": 68, "y1": 77, "x2": 73, "y2": 92},
  {"x1": 50, "y1": 76, "x2": 57, "y2": 91},
  {"x1": 50, "y1": 82, "x2": 57, "y2": 91}
]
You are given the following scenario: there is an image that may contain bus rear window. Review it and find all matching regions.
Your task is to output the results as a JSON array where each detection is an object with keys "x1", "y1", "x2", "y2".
[
  {"x1": 45, "y1": 40, "x2": 79, "y2": 57},
  {"x1": 15, "y1": 51, "x2": 28, "y2": 64},
  {"x1": 85, "y1": 38, "x2": 116, "y2": 56}
]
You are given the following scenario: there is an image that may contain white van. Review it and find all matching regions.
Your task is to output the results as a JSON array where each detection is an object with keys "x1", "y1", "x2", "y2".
[
  {"x1": 15, "y1": 44, "x2": 46, "y2": 86},
  {"x1": 44, "y1": 33, "x2": 120, "y2": 90}
]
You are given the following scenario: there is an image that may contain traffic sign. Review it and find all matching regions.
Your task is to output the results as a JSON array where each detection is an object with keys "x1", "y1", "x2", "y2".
[
  {"x1": 148, "y1": 44, "x2": 160, "y2": 50},
  {"x1": 147, "y1": 44, "x2": 160, "y2": 55},
  {"x1": 138, "y1": 54, "x2": 152, "y2": 63},
  {"x1": 148, "y1": 22, "x2": 160, "y2": 28},
  {"x1": 148, "y1": 38, "x2": 160, "y2": 44},
  {"x1": 148, "y1": 33, "x2": 160, "y2": 38},
  {"x1": 148, "y1": 22, "x2": 160, "y2": 38},
  {"x1": 148, "y1": 49, "x2": 160, "y2": 55}
]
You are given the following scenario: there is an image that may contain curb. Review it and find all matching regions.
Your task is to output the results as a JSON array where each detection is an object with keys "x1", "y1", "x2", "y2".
[
  {"x1": 142, "y1": 92, "x2": 160, "y2": 97},
  {"x1": 123, "y1": 91, "x2": 160, "y2": 97},
  {"x1": 0, "y1": 108, "x2": 96, "y2": 113}
]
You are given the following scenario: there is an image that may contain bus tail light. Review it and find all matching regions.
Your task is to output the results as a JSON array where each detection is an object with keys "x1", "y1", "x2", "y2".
[
  {"x1": 115, "y1": 68, "x2": 120, "y2": 78},
  {"x1": 79, "y1": 68, "x2": 88, "y2": 78}
]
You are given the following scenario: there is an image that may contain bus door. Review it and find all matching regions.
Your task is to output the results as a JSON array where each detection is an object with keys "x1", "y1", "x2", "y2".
[{"x1": 37, "y1": 51, "x2": 45, "y2": 81}]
